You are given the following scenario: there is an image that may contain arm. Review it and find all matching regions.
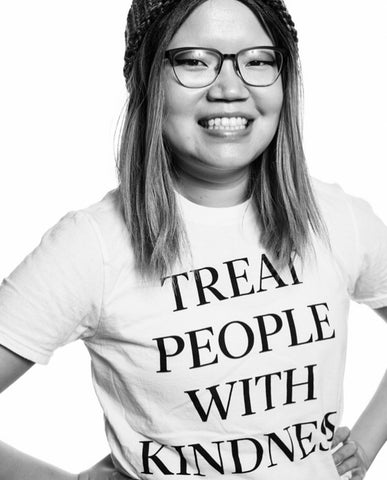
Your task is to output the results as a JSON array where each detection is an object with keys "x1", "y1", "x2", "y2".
[
  {"x1": 329, "y1": 307, "x2": 387, "y2": 479},
  {"x1": 0, "y1": 344, "x2": 129, "y2": 480},
  {"x1": 0, "y1": 344, "x2": 77, "y2": 480},
  {"x1": 348, "y1": 306, "x2": 387, "y2": 468}
]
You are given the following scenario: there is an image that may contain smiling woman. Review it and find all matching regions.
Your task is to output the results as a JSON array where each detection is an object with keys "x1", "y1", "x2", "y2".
[
  {"x1": 120, "y1": 0, "x2": 325, "y2": 280},
  {"x1": 164, "y1": 4, "x2": 281, "y2": 140},
  {"x1": 0, "y1": 1, "x2": 387, "y2": 480},
  {"x1": 162, "y1": 1, "x2": 284, "y2": 200}
]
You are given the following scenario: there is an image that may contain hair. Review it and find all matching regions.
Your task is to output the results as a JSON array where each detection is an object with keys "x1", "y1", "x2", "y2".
[{"x1": 117, "y1": 0, "x2": 327, "y2": 280}]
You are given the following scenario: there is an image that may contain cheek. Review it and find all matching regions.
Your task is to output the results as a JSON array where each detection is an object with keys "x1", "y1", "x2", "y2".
[
  {"x1": 163, "y1": 76, "x2": 198, "y2": 121},
  {"x1": 163, "y1": 83, "x2": 202, "y2": 147},
  {"x1": 249, "y1": 86, "x2": 283, "y2": 154},
  {"x1": 162, "y1": 103, "x2": 192, "y2": 143},
  {"x1": 253, "y1": 82, "x2": 284, "y2": 121},
  {"x1": 162, "y1": 103, "x2": 194, "y2": 155}
]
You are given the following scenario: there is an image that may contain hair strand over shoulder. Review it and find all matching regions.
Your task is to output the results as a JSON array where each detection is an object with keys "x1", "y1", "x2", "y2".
[{"x1": 117, "y1": 0, "x2": 328, "y2": 280}]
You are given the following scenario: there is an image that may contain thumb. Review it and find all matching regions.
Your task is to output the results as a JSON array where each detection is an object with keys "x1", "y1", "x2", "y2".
[{"x1": 331, "y1": 426, "x2": 351, "y2": 449}]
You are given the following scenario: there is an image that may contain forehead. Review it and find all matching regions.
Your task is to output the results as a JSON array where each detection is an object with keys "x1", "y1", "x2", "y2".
[{"x1": 168, "y1": 0, "x2": 273, "y2": 50}]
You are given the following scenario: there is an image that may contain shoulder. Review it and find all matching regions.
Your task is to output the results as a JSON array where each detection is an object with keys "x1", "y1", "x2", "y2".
[
  {"x1": 310, "y1": 177, "x2": 366, "y2": 229},
  {"x1": 23, "y1": 190, "x2": 127, "y2": 272},
  {"x1": 78, "y1": 187, "x2": 130, "y2": 243},
  {"x1": 310, "y1": 177, "x2": 381, "y2": 234},
  {"x1": 310, "y1": 178, "x2": 355, "y2": 255},
  {"x1": 311, "y1": 177, "x2": 351, "y2": 212},
  {"x1": 309, "y1": 178, "x2": 387, "y2": 297},
  {"x1": 81, "y1": 188, "x2": 125, "y2": 226},
  {"x1": 309, "y1": 179, "x2": 362, "y2": 289},
  {"x1": 76, "y1": 188, "x2": 133, "y2": 270}
]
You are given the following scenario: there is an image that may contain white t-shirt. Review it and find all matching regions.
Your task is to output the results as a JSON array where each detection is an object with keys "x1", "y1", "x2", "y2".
[{"x1": 1, "y1": 179, "x2": 387, "y2": 479}]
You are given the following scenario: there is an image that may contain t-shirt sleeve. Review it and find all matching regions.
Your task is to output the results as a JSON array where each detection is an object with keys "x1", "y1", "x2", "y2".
[
  {"x1": 348, "y1": 195, "x2": 387, "y2": 308},
  {"x1": 0, "y1": 210, "x2": 104, "y2": 364}
]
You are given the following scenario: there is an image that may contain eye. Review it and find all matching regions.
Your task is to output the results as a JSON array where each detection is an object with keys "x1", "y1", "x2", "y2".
[
  {"x1": 246, "y1": 59, "x2": 275, "y2": 68},
  {"x1": 240, "y1": 49, "x2": 279, "y2": 70},
  {"x1": 175, "y1": 58, "x2": 208, "y2": 67}
]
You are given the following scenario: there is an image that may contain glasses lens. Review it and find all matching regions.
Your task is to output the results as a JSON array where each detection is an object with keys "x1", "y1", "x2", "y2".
[
  {"x1": 238, "y1": 48, "x2": 283, "y2": 86},
  {"x1": 171, "y1": 49, "x2": 219, "y2": 88}
]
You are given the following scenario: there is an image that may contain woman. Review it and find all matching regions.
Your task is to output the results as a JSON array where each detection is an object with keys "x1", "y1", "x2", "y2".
[{"x1": 0, "y1": 0, "x2": 386, "y2": 478}]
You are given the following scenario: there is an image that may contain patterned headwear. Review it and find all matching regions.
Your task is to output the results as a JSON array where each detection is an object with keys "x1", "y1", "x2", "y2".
[{"x1": 123, "y1": 0, "x2": 298, "y2": 82}]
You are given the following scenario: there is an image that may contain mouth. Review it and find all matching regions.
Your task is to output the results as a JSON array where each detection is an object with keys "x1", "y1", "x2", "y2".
[{"x1": 198, "y1": 116, "x2": 253, "y2": 131}]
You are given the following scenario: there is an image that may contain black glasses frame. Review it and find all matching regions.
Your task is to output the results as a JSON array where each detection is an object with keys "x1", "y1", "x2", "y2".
[{"x1": 164, "y1": 46, "x2": 286, "y2": 88}]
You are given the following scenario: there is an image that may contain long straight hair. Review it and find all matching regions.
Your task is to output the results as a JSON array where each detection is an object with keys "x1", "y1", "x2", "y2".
[{"x1": 117, "y1": 0, "x2": 327, "y2": 279}]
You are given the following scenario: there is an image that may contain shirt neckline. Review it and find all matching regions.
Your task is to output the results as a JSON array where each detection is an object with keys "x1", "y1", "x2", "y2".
[{"x1": 175, "y1": 189, "x2": 254, "y2": 226}]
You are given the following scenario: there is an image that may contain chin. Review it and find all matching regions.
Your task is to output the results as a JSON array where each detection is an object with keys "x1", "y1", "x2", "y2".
[{"x1": 202, "y1": 147, "x2": 261, "y2": 168}]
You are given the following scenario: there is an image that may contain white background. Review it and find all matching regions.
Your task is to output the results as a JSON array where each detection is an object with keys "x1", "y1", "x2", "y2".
[{"x1": 0, "y1": 0, "x2": 386, "y2": 478}]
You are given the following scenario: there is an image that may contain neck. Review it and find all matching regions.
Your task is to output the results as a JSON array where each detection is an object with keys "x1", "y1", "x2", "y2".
[{"x1": 173, "y1": 165, "x2": 251, "y2": 207}]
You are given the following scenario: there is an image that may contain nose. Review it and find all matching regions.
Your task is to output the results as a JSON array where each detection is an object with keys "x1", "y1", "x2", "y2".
[{"x1": 206, "y1": 59, "x2": 249, "y2": 102}]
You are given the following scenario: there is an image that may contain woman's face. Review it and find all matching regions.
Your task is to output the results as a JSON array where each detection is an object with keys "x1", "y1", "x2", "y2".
[{"x1": 162, "y1": 0, "x2": 284, "y2": 185}]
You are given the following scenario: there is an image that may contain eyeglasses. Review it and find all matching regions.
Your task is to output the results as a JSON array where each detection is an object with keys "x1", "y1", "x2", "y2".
[{"x1": 164, "y1": 46, "x2": 285, "y2": 88}]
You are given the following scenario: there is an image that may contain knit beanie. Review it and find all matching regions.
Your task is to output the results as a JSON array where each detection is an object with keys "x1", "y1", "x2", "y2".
[{"x1": 123, "y1": 0, "x2": 298, "y2": 82}]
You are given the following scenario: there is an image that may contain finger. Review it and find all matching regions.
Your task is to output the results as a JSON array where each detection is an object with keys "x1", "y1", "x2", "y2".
[
  {"x1": 340, "y1": 473, "x2": 353, "y2": 480},
  {"x1": 331, "y1": 426, "x2": 351, "y2": 449},
  {"x1": 333, "y1": 440, "x2": 358, "y2": 465},
  {"x1": 336, "y1": 455, "x2": 360, "y2": 476}
]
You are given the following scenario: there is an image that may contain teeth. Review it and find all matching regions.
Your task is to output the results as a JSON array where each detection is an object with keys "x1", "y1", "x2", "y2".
[{"x1": 202, "y1": 116, "x2": 249, "y2": 130}]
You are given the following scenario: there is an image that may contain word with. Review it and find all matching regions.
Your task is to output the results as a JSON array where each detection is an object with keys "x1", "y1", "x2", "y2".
[{"x1": 186, "y1": 364, "x2": 316, "y2": 421}]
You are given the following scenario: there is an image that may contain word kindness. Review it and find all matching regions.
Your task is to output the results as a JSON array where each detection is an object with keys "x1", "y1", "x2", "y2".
[
  {"x1": 140, "y1": 411, "x2": 337, "y2": 476},
  {"x1": 139, "y1": 254, "x2": 338, "y2": 476}
]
